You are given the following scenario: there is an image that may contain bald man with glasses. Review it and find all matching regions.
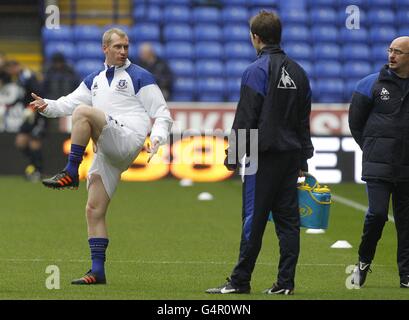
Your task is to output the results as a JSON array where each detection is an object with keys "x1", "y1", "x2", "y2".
[{"x1": 349, "y1": 36, "x2": 409, "y2": 288}]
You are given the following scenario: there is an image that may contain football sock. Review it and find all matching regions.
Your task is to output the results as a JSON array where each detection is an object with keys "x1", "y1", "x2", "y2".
[
  {"x1": 64, "y1": 144, "x2": 85, "y2": 177},
  {"x1": 89, "y1": 238, "x2": 109, "y2": 278},
  {"x1": 30, "y1": 148, "x2": 43, "y2": 173}
]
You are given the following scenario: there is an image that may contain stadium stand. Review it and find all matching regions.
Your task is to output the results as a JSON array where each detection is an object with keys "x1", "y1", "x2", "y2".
[{"x1": 41, "y1": 0, "x2": 409, "y2": 103}]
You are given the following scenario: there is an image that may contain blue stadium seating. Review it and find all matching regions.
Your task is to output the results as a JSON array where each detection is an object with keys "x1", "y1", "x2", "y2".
[
  {"x1": 226, "y1": 77, "x2": 241, "y2": 94},
  {"x1": 311, "y1": 26, "x2": 338, "y2": 43},
  {"x1": 222, "y1": 7, "x2": 249, "y2": 23},
  {"x1": 164, "y1": 42, "x2": 193, "y2": 59},
  {"x1": 339, "y1": 28, "x2": 368, "y2": 43},
  {"x1": 398, "y1": 27, "x2": 409, "y2": 37},
  {"x1": 307, "y1": 0, "x2": 337, "y2": 7},
  {"x1": 76, "y1": 59, "x2": 103, "y2": 78},
  {"x1": 131, "y1": 24, "x2": 160, "y2": 41},
  {"x1": 44, "y1": 41, "x2": 76, "y2": 60},
  {"x1": 73, "y1": 25, "x2": 102, "y2": 42},
  {"x1": 343, "y1": 62, "x2": 372, "y2": 79},
  {"x1": 169, "y1": 59, "x2": 194, "y2": 77},
  {"x1": 196, "y1": 60, "x2": 224, "y2": 77},
  {"x1": 337, "y1": 9, "x2": 367, "y2": 27},
  {"x1": 396, "y1": 0, "x2": 409, "y2": 8},
  {"x1": 314, "y1": 61, "x2": 342, "y2": 78},
  {"x1": 397, "y1": 11, "x2": 409, "y2": 25},
  {"x1": 42, "y1": 26, "x2": 73, "y2": 42},
  {"x1": 280, "y1": 11, "x2": 308, "y2": 24},
  {"x1": 369, "y1": 0, "x2": 395, "y2": 8},
  {"x1": 367, "y1": 9, "x2": 395, "y2": 26},
  {"x1": 297, "y1": 60, "x2": 313, "y2": 77},
  {"x1": 223, "y1": 24, "x2": 251, "y2": 41},
  {"x1": 337, "y1": 0, "x2": 367, "y2": 7},
  {"x1": 278, "y1": 0, "x2": 307, "y2": 9},
  {"x1": 132, "y1": 5, "x2": 162, "y2": 23},
  {"x1": 284, "y1": 42, "x2": 312, "y2": 60},
  {"x1": 316, "y1": 79, "x2": 345, "y2": 103},
  {"x1": 173, "y1": 77, "x2": 195, "y2": 99},
  {"x1": 226, "y1": 42, "x2": 255, "y2": 60},
  {"x1": 373, "y1": 61, "x2": 387, "y2": 72},
  {"x1": 103, "y1": 25, "x2": 131, "y2": 35},
  {"x1": 163, "y1": 24, "x2": 193, "y2": 41},
  {"x1": 76, "y1": 42, "x2": 103, "y2": 60},
  {"x1": 193, "y1": 7, "x2": 221, "y2": 23},
  {"x1": 369, "y1": 27, "x2": 397, "y2": 44},
  {"x1": 282, "y1": 25, "x2": 310, "y2": 42},
  {"x1": 371, "y1": 44, "x2": 389, "y2": 61},
  {"x1": 310, "y1": 8, "x2": 337, "y2": 25},
  {"x1": 341, "y1": 44, "x2": 370, "y2": 61},
  {"x1": 194, "y1": 25, "x2": 222, "y2": 42},
  {"x1": 132, "y1": 42, "x2": 163, "y2": 59},
  {"x1": 198, "y1": 93, "x2": 225, "y2": 102},
  {"x1": 195, "y1": 42, "x2": 223, "y2": 59},
  {"x1": 251, "y1": 0, "x2": 278, "y2": 5},
  {"x1": 345, "y1": 79, "x2": 360, "y2": 101},
  {"x1": 163, "y1": 6, "x2": 191, "y2": 23},
  {"x1": 221, "y1": 0, "x2": 248, "y2": 5},
  {"x1": 197, "y1": 78, "x2": 225, "y2": 94},
  {"x1": 225, "y1": 60, "x2": 251, "y2": 77},
  {"x1": 313, "y1": 43, "x2": 340, "y2": 61}
]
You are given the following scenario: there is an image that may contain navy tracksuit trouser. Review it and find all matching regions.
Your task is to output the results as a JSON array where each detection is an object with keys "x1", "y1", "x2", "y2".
[
  {"x1": 230, "y1": 150, "x2": 300, "y2": 290},
  {"x1": 359, "y1": 180, "x2": 409, "y2": 278}
]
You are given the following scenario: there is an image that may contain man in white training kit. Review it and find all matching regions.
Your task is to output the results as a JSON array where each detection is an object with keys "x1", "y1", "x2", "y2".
[{"x1": 30, "y1": 28, "x2": 173, "y2": 285}]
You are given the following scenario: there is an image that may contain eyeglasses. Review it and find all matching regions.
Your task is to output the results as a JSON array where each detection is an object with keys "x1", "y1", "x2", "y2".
[{"x1": 387, "y1": 48, "x2": 409, "y2": 56}]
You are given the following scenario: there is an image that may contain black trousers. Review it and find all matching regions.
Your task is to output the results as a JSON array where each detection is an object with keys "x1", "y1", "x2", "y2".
[
  {"x1": 230, "y1": 150, "x2": 300, "y2": 289},
  {"x1": 359, "y1": 180, "x2": 409, "y2": 277}
]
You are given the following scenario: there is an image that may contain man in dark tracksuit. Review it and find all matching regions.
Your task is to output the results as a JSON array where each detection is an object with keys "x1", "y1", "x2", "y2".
[
  {"x1": 349, "y1": 36, "x2": 409, "y2": 288},
  {"x1": 206, "y1": 11, "x2": 313, "y2": 295}
]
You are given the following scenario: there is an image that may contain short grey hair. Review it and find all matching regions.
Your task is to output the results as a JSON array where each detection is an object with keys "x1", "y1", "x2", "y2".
[{"x1": 102, "y1": 28, "x2": 128, "y2": 46}]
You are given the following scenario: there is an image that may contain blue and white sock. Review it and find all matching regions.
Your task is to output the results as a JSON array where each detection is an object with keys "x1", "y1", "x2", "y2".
[{"x1": 89, "y1": 238, "x2": 109, "y2": 278}]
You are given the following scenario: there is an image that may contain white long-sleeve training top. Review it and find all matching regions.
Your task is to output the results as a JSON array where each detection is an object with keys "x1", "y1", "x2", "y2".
[{"x1": 41, "y1": 59, "x2": 173, "y2": 144}]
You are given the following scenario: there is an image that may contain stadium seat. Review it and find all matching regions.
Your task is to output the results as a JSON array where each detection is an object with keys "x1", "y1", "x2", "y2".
[
  {"x1": 341, "y1": 44, "x2": 370, "y2": 61},
  {"x1": 44, "y1": 41, "x2": 76, "y2": 60},
  {"x1": 316, "y1": 79, "x2": 345, "y2": 103},
  {"x1": 373, "y1": 61, "x2": 387, "y2": 72},
  {"x1": 165, "y1": 0, "x2": 190, "y2": 4},
  {"x1": 73, "y1": 25, "x2": 102, "y2": 42},
  {"x1": 198, "y1": 94, "x2": 225, "y2": 102},
  {"x1": 163, "y1": 6, "x2": 191, "y2": 23},
  {"x1": 164, "y1": 42, "x2": 193, "y2": 59},
  {"x1": 130, "y1": 24, "x2": 160, "y2": 41},
  {"x1": 226, "y1": 42, "x2": 255, "y2": 60},
  {"x1": 337, "y1": 0, "x2": 367, "y2": 7},
  {"x1": 171, "y1": 93, "x2": 194, "y2": 102},
  {"x1": 76, "y1": 59, "x2": 103, "y2": 78},
  {"x1": 278, "y1": 0, "x2": 307, "y2": 9},
  {"x1": 193, "y1": 7, "x2": 220, "y2": 23},
  {"x1": 395, "y1": 0, "x2": 409, "y2": 8},
  {"x1": 339, "y1": 28, "x2": 368, "y2": 43},
  {"x1": 169, "y1": 59, "x2": 194, "y2": 77},
  {"x1": 42, "y1": 26, "x2": 73, "y2": 42},
  {"x1": 163, "y1": 24, "x2": 193, "y2": 41},
  {"x1": 223, "y1": 25, "x2": 250, "y2": 42},
  {"x1": 337, "y1": 8, "x2": 367, "y2": 28},
  {"x1": 343, "y1": 62, "x2": 372, "y2": 79},
  {"x1": 307, "y1": 0, "x2": 337, "y2": 7},
  {"x1": 194, "y1": 25, "x2": 222, "y2": 42},
  {"x1": 195, "y1": 42, "x2": 223, "y2": 59},
  {"x1": 282, "y1": 25, "x2": 310, "y2": 42},
  {"x1": 103, "y1": 25, "x2": 131, "y2": 35},
  {"x1": 280, "y1": 11, "x2": 308, "y2": 25},
  {"x1": 296, "y1": 60, "x2": 313, "y2": 77},
  {"x1": 284, "y1": 42, "x2": 312, "y2": 60},
  {"x1": 221, "y1": 0, "x2": 248, "y2": 5},
  {"x1": 226, "y1": 77, "x2": 241, "y2": 94},
  {"x1": 227, "y1": 92, "x2": 241, "y2": 102},
  {"x1": 132, "y1": 42, "x2": 163, "y2": 59},
  {"x1": 398, "y1": 27, "x2": 409, "y2": 38},
  {"x1": 250, "y1": 0, "x2": 278, "y2": 5},
  {"x1": 173, "y1": 77, "x2": 195, "y2": 97},
  {"x1": 314, "y1": 61, "x2": 342, "y2": 78},
  {"x1": 132, "y1": 5, "x2": 162, "y2": 23},
  {"x1": 367, "y1": 9, "x2": 395, "y2": 26},
  {"x1": 225, "y1": 60, "x2": 251, "y2": 77},
  {"x1": 222, "y1": 7, "x2": 249, "y2": 23},
  {"x1": 369, "y1": 0, "x2": 394, "y2": 7},
  {"x1": 76, "y1": 42, "x2": 104, "y2": 60},
  {"x1": 310, "y1": 8, "x2": 337, "y2": 25},
  {"x1": 196, "y1": 60, "x2": 224, "y2": 77},
  {"x1": 197, "y1": 78, "x2": 226, "y2": 94},
  {"x1": 369, "y1": 27, "x2": 397, "y2": 44},
  {"x1": 313, "y1": 43, "x2": 340, "y2": 61},
  {"x1": 311, "y1": 26, "x2": 338, "y2": 43},
  {"x1": 397, "y1": 11, "x2": 409, "y2": 26},
  {"x1": 371, "y1": 44, "x2": 389, "y2": 61}
]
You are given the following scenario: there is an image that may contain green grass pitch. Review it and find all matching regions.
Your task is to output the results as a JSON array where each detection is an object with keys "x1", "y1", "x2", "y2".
[{"x1": 0, "y1": 176, "x2": 407, "y2": 300}]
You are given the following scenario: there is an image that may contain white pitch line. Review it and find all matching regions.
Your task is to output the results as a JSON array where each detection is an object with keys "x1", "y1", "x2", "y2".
[
  {"x1": 0, "y1": 258, "x2": 393, "y2": 267},
  {"x1": 332, "y1": 194, "x2": 395, "y2": 223}
]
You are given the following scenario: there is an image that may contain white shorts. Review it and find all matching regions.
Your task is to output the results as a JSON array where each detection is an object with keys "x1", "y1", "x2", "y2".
[{"x1": 87, "y1": 115, "x2": 146, "y2": 198}]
